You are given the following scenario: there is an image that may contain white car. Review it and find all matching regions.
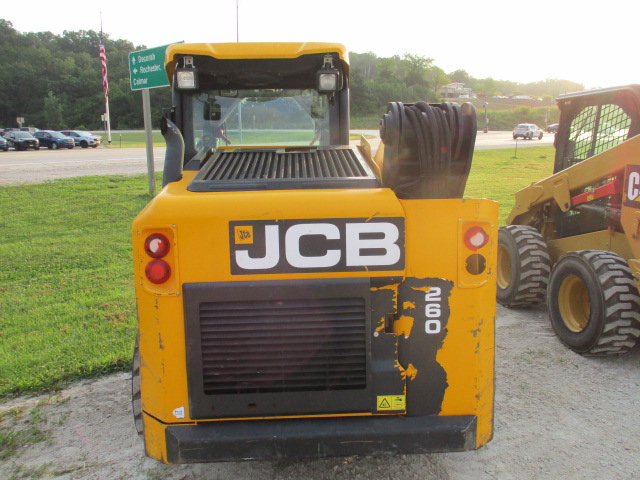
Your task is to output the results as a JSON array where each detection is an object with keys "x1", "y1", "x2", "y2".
[{"x1": 513, "y1": 123, "x2": 543, "y2": 140}]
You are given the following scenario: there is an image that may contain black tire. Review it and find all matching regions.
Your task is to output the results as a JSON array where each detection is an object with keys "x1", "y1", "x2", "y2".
[
  {"x1": 538, "y1": 133, "x2": 543, "y2": 140},
  {"x1": 132, "y1": 334, "x2": 144, "y2": 435},
  {"x1": 34, "y1": 146, "x2": 40, "y2": 150},
  {"x1": 91, "y1": 144, "x2": 98, "y2": 148},
  {"x1": 52, "y1": 142, "x2": 58, "y2": 150},
  {"x1": 497, "y1": 225, "x2": 551, "y2": 307},
  {"x1": 547, "y1": 251, "x2": 640, "y2": 355},
  {"x1": 80, "y1": 141, "x2": 88, "y2": 148},
  {"x1": 513, "y1": 135, "x2": 517, "y2": 139}
]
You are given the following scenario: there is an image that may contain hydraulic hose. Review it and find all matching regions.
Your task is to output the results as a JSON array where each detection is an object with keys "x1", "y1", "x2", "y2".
[{"x1": 379, "y1": 101, "x2": 477, "y2": 199}]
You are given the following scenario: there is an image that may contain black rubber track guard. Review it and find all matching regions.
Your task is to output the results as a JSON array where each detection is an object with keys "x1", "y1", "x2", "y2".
[{"x1": 165, "y1": 414, "x2": 478, "y2": 463}]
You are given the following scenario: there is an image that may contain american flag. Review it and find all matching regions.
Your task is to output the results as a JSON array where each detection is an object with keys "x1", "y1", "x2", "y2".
[{"x1": 99, "y1": 33, "x2": 109, "y2": 99}]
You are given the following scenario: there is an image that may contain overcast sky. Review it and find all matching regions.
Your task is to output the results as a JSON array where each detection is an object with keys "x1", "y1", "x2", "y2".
[{"x1": 5, "y1": 0, "x2": 636, "y2": 89}]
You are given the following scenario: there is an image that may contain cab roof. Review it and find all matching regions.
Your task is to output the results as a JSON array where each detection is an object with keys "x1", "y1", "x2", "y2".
[{"x1": 164, "y1": 42, "x2": 349, "y2": 82}]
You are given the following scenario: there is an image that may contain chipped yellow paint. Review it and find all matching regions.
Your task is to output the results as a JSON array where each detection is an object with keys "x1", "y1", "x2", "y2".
[
  {"x1": 410, "y1": 285, "x2": 431, "y2": 292},
  {"x1": 393, "y1": 315, "x2": 414, "y2": 337},
  {"x1": 402, "y1": 301, "x2": 416, "y2": 310},
  {"x1": 399, "y1": 363, "x2": 418, "y2": 381}
]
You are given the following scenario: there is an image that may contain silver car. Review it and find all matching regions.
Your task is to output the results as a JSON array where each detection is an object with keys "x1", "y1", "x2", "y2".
[
  {"x1": 59, "y1": 130, "x2": 98, "y2": 148},
  {"x1": 513, "y1": 123, "x2": 544, "y2": 140}
]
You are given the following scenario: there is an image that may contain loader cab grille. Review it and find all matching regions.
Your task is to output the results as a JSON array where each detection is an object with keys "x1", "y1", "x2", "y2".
[
  {"x1": 183, "y1": 279, "x2": 374, "y2": 419},
  {"x1": 188, "y1": 146, "x2": 381, "y2": 192},
  {"x1": 198, "y1": 296, "x2": 366, "y2": 395}
]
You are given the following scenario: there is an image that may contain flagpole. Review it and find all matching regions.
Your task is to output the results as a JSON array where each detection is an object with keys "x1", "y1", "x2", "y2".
[{"x1": 99, "y1": 13, "x2": 112, "y2": 145}]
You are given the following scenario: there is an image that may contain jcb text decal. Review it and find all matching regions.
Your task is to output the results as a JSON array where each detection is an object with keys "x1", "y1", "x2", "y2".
[{"x1": 229, "y1": 218, "x2": 405, "y2": 274}]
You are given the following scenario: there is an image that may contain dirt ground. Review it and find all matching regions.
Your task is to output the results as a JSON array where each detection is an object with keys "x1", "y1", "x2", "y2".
[{"x1": 1, "y1": 304, "x2": 639, "y2": 480}]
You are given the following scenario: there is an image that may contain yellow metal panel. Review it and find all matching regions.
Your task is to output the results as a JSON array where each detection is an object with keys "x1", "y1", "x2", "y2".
[
  {"x1": 133, "y1": 182, "x2": 497, "y2": 450},
  {"x1": 401, "y1": 198, "x2": 498, "y2": 448},
  {"x1": 164, "y1": 42, "x2": 349, "y2": 81}
]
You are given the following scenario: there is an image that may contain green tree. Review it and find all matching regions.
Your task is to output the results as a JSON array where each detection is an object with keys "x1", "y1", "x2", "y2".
[
  {"x1": 377, "y1": 58, "x2": 397, "y2": 81},
  {"x1": 43, "y1": 91, "x2": 64, "y2": 129},
  {"x1": 402, "y1": 53, "x2": 433, "y2": 87},
  {"x1": 428, "y1": 66, "x2": 450, "y2": 94},
  {"x1": 482, "y1": 78, "x2": 498, "y2": 97}
]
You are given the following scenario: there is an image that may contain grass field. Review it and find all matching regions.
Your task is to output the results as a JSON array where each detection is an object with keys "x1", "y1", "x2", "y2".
[
  {"x1": 0, "y1": 146, "x2": 554, "y2": 398},
  {"x1": 105, "y1": 131, "x2": 165, "y2": 148},
  {"x1": 105, "y1": 131, "x2": 373, "y2": 148}
]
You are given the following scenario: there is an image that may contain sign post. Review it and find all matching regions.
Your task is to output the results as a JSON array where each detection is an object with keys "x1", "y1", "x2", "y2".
[{"x1": 129, "y1": 44, "x2": 174, "y2": 196}]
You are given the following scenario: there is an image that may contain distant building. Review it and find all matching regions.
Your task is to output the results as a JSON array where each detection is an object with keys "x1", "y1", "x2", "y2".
[{"x1": 440, "y1": 83, "x2": 476, "y2": 99}]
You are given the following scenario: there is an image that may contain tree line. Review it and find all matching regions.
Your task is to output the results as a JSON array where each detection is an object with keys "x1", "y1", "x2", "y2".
[{"x1": 0, "y1": 20, "x2": 582, "y2": 131}]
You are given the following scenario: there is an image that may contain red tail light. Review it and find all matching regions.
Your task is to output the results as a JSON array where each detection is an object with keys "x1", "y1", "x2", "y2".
[
  {"x1": 144, "y1": 233, "x2": 170, "y2": 258},
  {"x1": 145, "y1": 259, "x2": 172, "y2": 284},
  {"x1": 463, "y1": 226, "x2": 489, "y2": 251}
]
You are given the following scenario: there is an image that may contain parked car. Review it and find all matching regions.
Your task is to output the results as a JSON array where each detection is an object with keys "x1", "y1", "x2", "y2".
[
  {"x1": 59, "y1": 130, "x2": 98, "y2": 148},
  {"x1": 513, "y1": 123, "x2": 544, "y2": 140},
  {"x1": 34, "y1": 130, "x2": 75, "y2": 149},
  {"x1": 0, "y1": 136, "x2": 8, "y2": 151},
  {"x1": 4, "y1": 131, "x2": 40, "y2": 150},
  {"x1": 1, "y1": 128, "x2": 20, "y2": 137},
  {"x1": 545, "y1": 123, "x2": 559, "y2": 133},
  {"x1": 20, "y1": 127, "x2": 40, "y2": 133}
]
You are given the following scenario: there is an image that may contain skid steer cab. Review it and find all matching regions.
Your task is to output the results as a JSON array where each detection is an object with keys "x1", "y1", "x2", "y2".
[
  {"x1": 131, "y1": 42, "x2": 498, "y2": 464},
  {"x1": 498, "y1": 84, "x2": 640, "y2": 356}
]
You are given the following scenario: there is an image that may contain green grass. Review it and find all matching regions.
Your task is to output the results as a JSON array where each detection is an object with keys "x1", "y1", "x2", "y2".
[
  {"x1": 0, "y1": 147, "x2": 555, "y2": 398},
  {"x1": 465, "y1": 146, "x2": 554, "y2": 224},
  {"x1": 105, "y1": 131, "x2": 165, "y2": 148},
  {"x1": 0, "y1": 176, "x2": 154, "y2": 397}
]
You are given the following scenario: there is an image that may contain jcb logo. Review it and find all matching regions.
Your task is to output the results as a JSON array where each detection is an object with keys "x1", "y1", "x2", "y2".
[{"x1": 229, "y1": 218, "x2": 405, "y2": 274}]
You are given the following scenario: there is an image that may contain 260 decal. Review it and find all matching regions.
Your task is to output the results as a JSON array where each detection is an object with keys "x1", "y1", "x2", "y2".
[{"x1": 229, "y1": 218, "x2": 405, "y2": 274}]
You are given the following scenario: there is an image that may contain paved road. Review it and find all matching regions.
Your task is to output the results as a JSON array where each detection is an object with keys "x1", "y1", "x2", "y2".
[
  {"x1": 0, "y1": 131, "x2": 553, "y2": 185},
  {"x1": 0, "y1": 147, "x2": 166, "y2": 186},
  {"x1": 351, "y1": 129, "x2": 554, "y2": 153}
]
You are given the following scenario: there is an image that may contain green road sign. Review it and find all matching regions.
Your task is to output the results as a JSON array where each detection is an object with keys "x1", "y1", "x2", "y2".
[{"x1": 129, "y1": 44, "x2": 172, "y2": 90}]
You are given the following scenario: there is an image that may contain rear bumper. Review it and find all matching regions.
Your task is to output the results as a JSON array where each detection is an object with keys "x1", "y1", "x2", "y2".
[{"x1": 164, "y1": 414, "x2": 478, "y2": 463}]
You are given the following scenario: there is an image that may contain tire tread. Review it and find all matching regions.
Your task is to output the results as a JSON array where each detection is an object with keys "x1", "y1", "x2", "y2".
[{"x1": 498, "y1": 225, "x2": 551, "y2": 307}]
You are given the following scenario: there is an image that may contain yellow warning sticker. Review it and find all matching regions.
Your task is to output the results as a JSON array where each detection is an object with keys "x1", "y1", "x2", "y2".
[
  {"x1": 234, "y1": 225, "x2": 253, "y2": 244},
  {"x1": 376, "y1": 395, "x2": 406, "y2": 411}
]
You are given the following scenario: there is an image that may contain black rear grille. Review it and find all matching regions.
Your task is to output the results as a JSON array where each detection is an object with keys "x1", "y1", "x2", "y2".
[
  {"x1": 198, "y1": 297, "x2": 367, "y2": 395},
  {"x1": 188, "y1": 146, "x2": 381, "y2": 191},
  {"x1": 205, "y1": 148, "x2": 368, "y2": 180}
]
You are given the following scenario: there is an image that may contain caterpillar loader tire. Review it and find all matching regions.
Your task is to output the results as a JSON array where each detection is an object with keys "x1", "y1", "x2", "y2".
[
  {"x1": 497, "y1": 225, "x2": 551, "y2": 308},
  {"x1": 547, "y1": 251, "x2": 640, "y2": 355}
]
